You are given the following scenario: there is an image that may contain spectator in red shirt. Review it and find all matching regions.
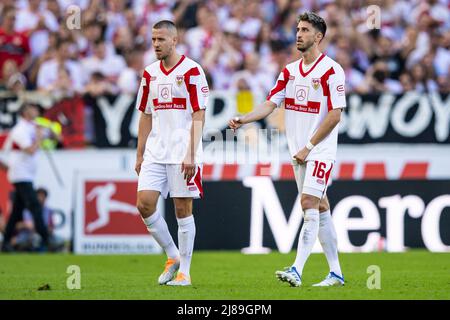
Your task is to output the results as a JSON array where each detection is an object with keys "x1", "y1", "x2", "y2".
[{"x1": 0, "y1": 7, "x2": 31, "y2": 80}]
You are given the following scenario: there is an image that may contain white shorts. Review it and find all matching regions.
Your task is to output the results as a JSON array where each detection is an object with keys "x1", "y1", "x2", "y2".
[
  {"x1": 138, "y1": 162, "x2": 203, "y2": 199},
  {"x1": 292, "y1": 159, "x2": 334, "y2": 199}
]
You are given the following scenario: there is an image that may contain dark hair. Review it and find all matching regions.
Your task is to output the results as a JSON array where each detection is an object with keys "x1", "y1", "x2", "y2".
[
  {"x1": 85, "y1": 20, "x2": 98, "y2": 28},
  {"x1": 93, "y1": 38, "x2": 105, "y2": 47},
  {"x1": 153, "y1": 20, "x2": 177, "y2": 31},
  {"x1": 19, "y1": 103, "x2": 40, "y2": 115},
  {"x1": 91, "y1": 71, "x2": 105, "y2": 80},
  {"x1": 2, "y1": 6, "x2": 16, "y2": 18},
  {"x1": 36, "y1": 187, "x2": 48, "y2": 198},
  {"x1": 298, "y1": 12, "x2": 327, "y2": 38},
  {"x1": 56, "y1": 37, "x2": 72, "y2": 49}
]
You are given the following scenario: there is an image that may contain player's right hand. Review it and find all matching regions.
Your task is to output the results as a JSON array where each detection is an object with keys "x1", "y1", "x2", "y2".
[
  {"x1": 228, "y1": 117, "x2": 243, "y2": 131},
  {"x1": 135, "y1": 157, "x2": 144, "y2": 176}
]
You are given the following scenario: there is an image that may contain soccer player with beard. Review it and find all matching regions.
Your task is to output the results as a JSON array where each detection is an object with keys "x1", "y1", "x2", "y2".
[
  {"x1": 229, "y1": 12, "x2": 346, "y2": 287},
  {"x1": 135, "y1": 20, "x2": 209, "y2": 286}
]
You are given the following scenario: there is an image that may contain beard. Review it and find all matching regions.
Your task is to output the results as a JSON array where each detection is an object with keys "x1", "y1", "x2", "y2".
[
  {"x1": 156, "y1": 51, "x2": 167, "y2": 60},
  {"x1": 156, "y1": 47, "x2": 172, "y2": 60},
  {"x1": 297, "y1": 40, "x2": 314, "y2": 52}
]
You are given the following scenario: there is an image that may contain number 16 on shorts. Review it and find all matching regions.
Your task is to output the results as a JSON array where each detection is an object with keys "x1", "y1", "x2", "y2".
[
  {"x1": 294, "y1": 160, "x2": 334, "y2": 199},
  {"x1": 310, "y1": 160, "x2": 333, "y2": 192}
]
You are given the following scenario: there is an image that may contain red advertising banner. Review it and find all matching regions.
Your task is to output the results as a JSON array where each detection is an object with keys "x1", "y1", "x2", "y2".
[
  {"x1": 84, "y1": 181, "x2": 146, "y2": 235},
  {"x1": 0, "y1": 169, "x2": 12, "y2": 218},
  {"x1": 74, "y1": 171, "x2": 162, "y2": 254}
]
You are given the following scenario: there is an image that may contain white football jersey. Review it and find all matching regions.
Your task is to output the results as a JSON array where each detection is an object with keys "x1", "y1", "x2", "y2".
[
  {"x1": 3, "y1": 119, "x2": 39, "y2": 183},
  {"x1": 267, "y1": 53, "x2": 346, "y2": 161},
  {"x1": 136, "y1": 55, "x2": 209, "y2": 164}
]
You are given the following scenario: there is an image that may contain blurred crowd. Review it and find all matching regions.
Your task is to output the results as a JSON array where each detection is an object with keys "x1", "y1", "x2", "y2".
[{"x1": 0, "y1": 0, "x2": 449, "y2": 99}]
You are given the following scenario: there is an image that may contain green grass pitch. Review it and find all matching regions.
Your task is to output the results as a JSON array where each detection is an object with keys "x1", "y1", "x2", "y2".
[{"x1": 0, "y1": 250, "x2": 448, "y2": 299}]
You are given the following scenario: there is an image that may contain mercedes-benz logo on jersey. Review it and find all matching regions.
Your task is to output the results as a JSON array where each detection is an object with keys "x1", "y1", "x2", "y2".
[
  {"x1": 296, "y1": 88, "x2": 306, "y2": 101},
  {"x1": 161, "y1": 87, "x2": 170, "y2": 100}
]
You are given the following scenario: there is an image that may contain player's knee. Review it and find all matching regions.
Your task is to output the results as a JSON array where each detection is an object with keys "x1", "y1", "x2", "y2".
[
  {"x1": 174, "y1": 205, "x2": 190, "y2": 218},
  {"x1": 319, "y1": 202, "x2": 329, "y2": 212},
  {"x1": 301, "y1": 195, "x2": 319, "y2": 211},
  {"x1": 136, "y1": 199, "x2": 157, "y2": 218}
]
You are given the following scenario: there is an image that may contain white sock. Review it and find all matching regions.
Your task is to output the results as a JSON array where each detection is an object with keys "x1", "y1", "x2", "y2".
[
  {"x1": 319, "y1": 210, "x2": 343, "y2": 277},
  {"x1": 177, "y1": 215, "x2": 196, "y2": 277},
  {"x1": 143, "y1": 212, "x2": 179, "y2": 259},
  {"x1": 293, "y1": 208, "x2": 320, "y2": 275}
]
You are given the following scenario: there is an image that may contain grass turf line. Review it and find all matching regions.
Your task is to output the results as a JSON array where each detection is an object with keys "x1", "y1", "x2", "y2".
[{"x1": 0, "y1": 250, "x2": 448, "y2": 299}]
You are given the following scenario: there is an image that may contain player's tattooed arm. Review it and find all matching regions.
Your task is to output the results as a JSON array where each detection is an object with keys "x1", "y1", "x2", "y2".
[
  {"x1": 228, "y1": 100, "x2": 277, "y2": 130},
  {"x1": 135, "y1": 113, "x2": 152, "y2": 175},
  {"x1": 293, "y1": 108, "x2": 342, "y2": 164}
]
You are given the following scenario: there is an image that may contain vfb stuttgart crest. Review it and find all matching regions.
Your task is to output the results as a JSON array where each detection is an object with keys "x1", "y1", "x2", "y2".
[
  {"x1": 312, "y1": 78, "x2": 320, "y2": 90},
  {"x1": 176, "y1": 75, "x2": 184, "y2": 86}
]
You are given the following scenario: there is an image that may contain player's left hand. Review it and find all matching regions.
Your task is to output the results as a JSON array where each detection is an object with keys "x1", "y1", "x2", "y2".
[
  {"x1": 181, "y1": 157, "x2": 196, "y2": 181},
  {"x1": 293, "y1": 147, "x2": 310, "y2": 165},
  {"x1": 228, "y1": 117, "x2": 243, "y2": 131}
]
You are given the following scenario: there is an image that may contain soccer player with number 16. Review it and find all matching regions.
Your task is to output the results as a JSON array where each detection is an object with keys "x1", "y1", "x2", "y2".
[{"x1": 229, "y1": 12, "x2": 346, "y2": 287}]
